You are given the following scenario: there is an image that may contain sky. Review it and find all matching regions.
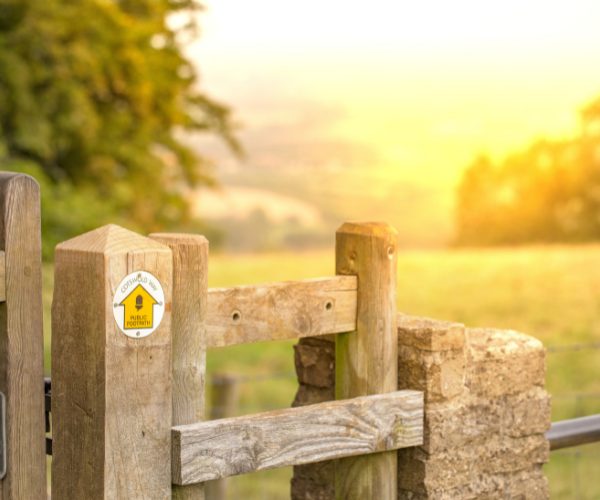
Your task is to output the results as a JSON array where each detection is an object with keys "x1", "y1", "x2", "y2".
[
  {"x1": 184, "y1": 1, "x2": 600, "y2": 245},
  {"x1": 189, "y1": 0, "x2": 600, "y2": 179}
]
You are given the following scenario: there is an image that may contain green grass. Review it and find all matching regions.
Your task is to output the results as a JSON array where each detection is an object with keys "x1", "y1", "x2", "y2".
[{"x1": 43, "y1": 244, "x2": 600, "y2": 498}]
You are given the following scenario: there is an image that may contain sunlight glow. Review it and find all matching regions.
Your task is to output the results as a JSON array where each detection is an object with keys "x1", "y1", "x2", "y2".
[{"x1": 191, "y1": 0, "x2": 600, "y2": 184}]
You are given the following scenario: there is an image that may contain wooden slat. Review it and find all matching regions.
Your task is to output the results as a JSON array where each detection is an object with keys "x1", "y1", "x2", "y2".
[
  {"x1": 205, "y1": 276, "x2": 357, "y2": 348},
  {"x1": 335, "y1": 222, "x2": 399, "y2": 499},
  {"x1": 0, "y1": 173, "x2": 45, "y2": 499},
  {"x1": 172, "y1": 390, "x2": 423, "y2": 486},
  {"x1": 150, "y1": 233, "x2": 208, "y2": 500},
  {"x1": 0, "y1": 251, "x2": 5, "y2": 302}
]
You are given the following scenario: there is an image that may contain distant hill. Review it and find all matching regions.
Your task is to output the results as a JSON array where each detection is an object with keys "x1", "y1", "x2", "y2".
[
  {"x1": 187, "y1": 146, "x2": 453, "y2": 251},
  {"x1": 183, "y1": 96, "x2": 457, "y2": 251}
]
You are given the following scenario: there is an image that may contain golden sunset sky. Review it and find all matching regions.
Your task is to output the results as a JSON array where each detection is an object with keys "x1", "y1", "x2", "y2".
[
  {"x1": 192, "y1": 1, "x2": 600, "y2": 178},
  {"x1": 186, "y1": 1, "x2": 600, "y2": 245}
]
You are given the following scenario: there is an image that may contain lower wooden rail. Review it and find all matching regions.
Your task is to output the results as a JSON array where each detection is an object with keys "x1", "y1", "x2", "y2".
[{"x1": 172, "y1": 390, "x2": 423, "y2": 485}]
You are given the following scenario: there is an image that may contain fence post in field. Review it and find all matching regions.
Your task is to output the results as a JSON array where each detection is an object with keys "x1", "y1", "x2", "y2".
[
  {"x1": 335, "y1": 222, "x2": 398, "y2": 500},
  {"x1": 150, "y1": 233, "x2": 208, "y2": 500},
  {"x1": 0, "y1": 173, "x2": 45, "y2": 499},
  {"x1": 52, "y1": 225, "x2": 173, "y2": 499},
  {"x1": 206, "y1": 374, "x2": 240, "y2": 500}
]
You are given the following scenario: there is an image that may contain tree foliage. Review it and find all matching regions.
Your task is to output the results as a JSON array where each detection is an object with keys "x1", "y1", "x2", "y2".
[
  {"x1": 456, "y1": 96, "x2": 600, "y2": 245},
  {"x1": 0, "y1": 0, "x2": 237, "y2": 256}
]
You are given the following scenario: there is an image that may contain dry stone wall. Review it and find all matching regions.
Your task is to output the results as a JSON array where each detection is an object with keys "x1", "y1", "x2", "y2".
[{"x1": 291, "y1": 315, "x2": 550, "y2": 499}]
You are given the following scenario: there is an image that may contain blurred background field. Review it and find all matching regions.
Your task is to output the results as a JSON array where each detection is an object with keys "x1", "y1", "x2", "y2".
[
  {"x1": 43, "y1": 243, "x2": 600, "y2": 498},
  {"x1": 6, "y1": 1, "x2": 600, "y2": 497}
]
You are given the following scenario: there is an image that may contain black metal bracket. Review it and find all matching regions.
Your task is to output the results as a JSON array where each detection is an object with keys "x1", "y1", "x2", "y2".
[
  {"x1": 0, "y1": 392, "x2": 6, "y2": 479},
  {"x1": 45, "y1": 378, "x2": 51, "y2": 456}
]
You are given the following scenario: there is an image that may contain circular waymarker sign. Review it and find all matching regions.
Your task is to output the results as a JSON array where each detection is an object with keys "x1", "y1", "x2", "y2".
[{"x1": 112, "y1": 270, "x2": 165, "y2": 339}]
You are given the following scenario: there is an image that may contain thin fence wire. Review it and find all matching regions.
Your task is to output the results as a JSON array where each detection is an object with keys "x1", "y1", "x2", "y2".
[
  {"x1": 546, "y1": 342, "x2": 600, "y2": 353},
  {"x1": 210, "y1": 372, "x2": 296, "y2": 386}
]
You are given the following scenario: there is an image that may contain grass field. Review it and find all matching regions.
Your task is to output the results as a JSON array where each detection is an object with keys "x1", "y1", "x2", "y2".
[{"x1": 43, "y1": 244, "x2": 600, "y2": 498}]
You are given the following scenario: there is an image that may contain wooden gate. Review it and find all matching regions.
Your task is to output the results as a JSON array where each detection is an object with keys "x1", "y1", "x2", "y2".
[{"x1": 0, "y1": 172, "x2": 424, "y2": 499}]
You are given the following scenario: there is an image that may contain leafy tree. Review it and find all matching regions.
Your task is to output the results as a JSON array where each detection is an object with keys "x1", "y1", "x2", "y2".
[
  {"x1": 0, "y1": 0, "x2": 238, "y2": 256},
  {"x1": 456, "y1": 94, "x2": 600, "y2": 245}
]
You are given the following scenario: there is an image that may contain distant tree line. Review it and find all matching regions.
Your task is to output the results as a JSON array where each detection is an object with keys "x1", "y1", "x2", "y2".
[
  {"x1": 456, "y1": 96, "x2": 600, "y2": 245},
  {"x1": 0, "y1": 0, "x2": 238, "y2": 258}
]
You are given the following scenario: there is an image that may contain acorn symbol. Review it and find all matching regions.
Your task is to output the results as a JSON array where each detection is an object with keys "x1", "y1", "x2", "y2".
[{"x1": 135, "y1": 295, "x2": 143, "y2": 310}]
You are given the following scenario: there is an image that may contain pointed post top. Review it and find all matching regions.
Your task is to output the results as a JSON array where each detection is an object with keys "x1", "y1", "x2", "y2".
[
  {"x1": 52, "y1": 224, "x2": 173, "y2": 498},
  {"x1": 57, "y1": 224, "x2": 170, "y2": 255}
]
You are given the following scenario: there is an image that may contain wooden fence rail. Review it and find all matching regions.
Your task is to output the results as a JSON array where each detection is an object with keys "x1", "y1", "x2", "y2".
[
  {"x1": 205, "y1": 276, "x2": 357, "y2": 347},
  {"x1": 173, "y1": 390, "x2": 423, "y2": 485}
]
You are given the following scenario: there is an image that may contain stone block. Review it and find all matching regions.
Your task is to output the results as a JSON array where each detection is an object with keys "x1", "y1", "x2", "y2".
[
  {"x1": 423, "y1": 388, "x2": 550, "y2": 453},
  {"x1": 503, "y1": 387, "x2": 551, "y2": 437},
  {"x1": 504, "y1": 466, "x2": 549, "y2": 499},
  {"x1": 292, "y1": 462, "x2": 334, "y2": 500},
  {"x1": 294, "y1": 337, "x2": 335, "y2": 388},
  {"x1": 398, "y1": 344, "x2": 465, "y2": 403},
  {"x1": 292, "y1": 338, "x2": 335, "y2": 500},
  {"x1": 291, "y1": 477, "x2": 333, "y2": 500},
  {"x1": 399, "y1": 467, "x2": 548, "y2": 500},
  {"x1": 292, "y1": 384, "x2": 334, "y2": 408},
  {"x1": 466, "y1": 328, "x2": 545, "y2": 397},
  {"x1": 423, "y1": 398, "x2": 502, "y2": 453},
  {"x1": 398, "y1": 434, "x2": 548, "y2": 493},
  {"x1": 398, "y1": 314, "x2": 466, "y2": 352}
]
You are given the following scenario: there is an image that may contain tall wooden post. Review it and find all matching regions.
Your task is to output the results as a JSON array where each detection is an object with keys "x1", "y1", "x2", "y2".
[
  {"x1": 0, "y1": 173, "x2": 45, "y2": 499},
  {"x1": 335, "y1": 222, "x2": 398, "y2": 500},
  {"x1": 150, "y1": 233, "x2": 208, "y2": 500},
  {"x1": 52, "y1": 225, "x2": 173, "y2": 499}
]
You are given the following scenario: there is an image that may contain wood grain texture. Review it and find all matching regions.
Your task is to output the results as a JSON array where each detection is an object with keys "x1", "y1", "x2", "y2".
[
  {"x1": 335, "y1": 222, "x2": 399, "y2": 500},
  {"x1": 206, "y1": 374, "x2": 240, "y2": 500},
  {"x1": 0, "y1": 251, "x2": 5, "y2": 303},
  {"x1": 150, "y1": 233, "x2": 208, "y2": 500},
  {"x1": 52, "y1": 225, "x2": 173, "y2": 499},
  {"x1": 0, "y1": 173, "x2": 45, "y2": 499},
  {"x1": 205, "y1": 276, "x2": 357, "y2": 348},
  {"x1": 173, "y1": 390, "x2": 423, "y2": 485}
]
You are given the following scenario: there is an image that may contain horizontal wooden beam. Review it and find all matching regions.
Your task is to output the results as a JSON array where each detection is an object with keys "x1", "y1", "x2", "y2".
[
  {"x1": 205, "y1": 276, "x2": 357, "y2": 348},
  {"x1": 0, "y1": 250, "x2": 5, "y2": 301},
  {"x1": 172, "y1": 390, "x2": 423, "y2": 485}
]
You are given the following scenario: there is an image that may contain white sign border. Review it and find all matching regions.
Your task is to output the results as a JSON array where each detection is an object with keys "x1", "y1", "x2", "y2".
[{"x1": 112, "y1": 270, "x2": 165, "y2": 339}]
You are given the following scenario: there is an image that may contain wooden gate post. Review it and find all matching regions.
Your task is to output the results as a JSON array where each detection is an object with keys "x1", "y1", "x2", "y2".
[
  {"x1": 0, "y1": 173, "x2": 45, "y2": 499},
  {"x1": 52, "y1": 225, "x2": 173, "y2": 499},
  {"x1": 335, "y1": 222, "x2": 398, "y2": 500},
  {"x1": 150, "y1": 233, "x2": 208, "y2": 500}
]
